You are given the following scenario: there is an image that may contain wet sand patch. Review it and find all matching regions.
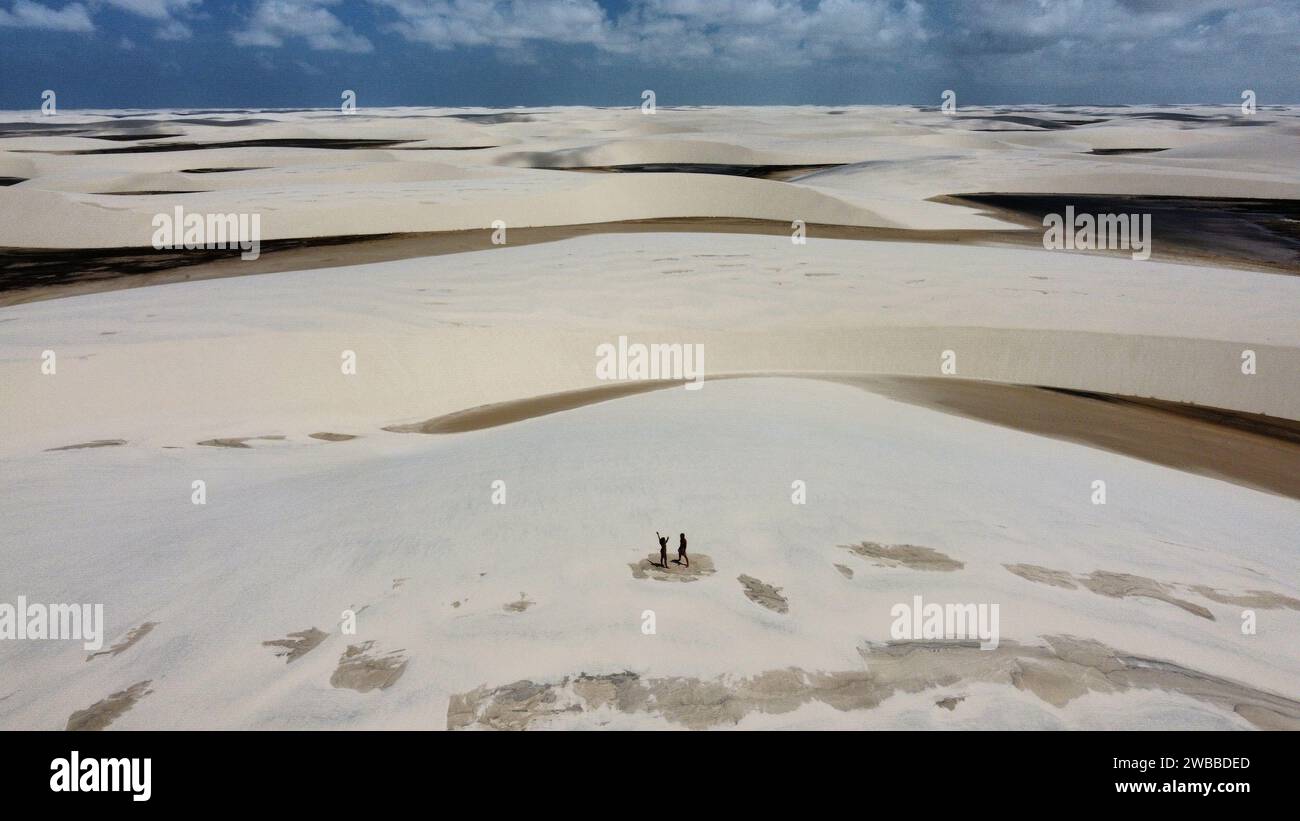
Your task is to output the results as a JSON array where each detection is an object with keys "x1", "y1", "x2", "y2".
[
  {"x1": 66, "y1": 680, "x2": 153, "y2": 731},
  {"x1": 503, "y1": 593, "x2": 534, "y2": 612},
  {"x1": 1055, "y1": 390, "x2": 1300, "y2": 447},
  {"x1": 447, "y1": 636, "x2": 1300, "y2": 730},
  {"x1": 448, "y1": 680, "x2": 579, "y2": 731},
  {"x1": 197, "y1": 435, "x2": 286, "y2": 448},
  {"x1": 1004, "y1": 563, "x2": 1078, "y2": 589},
  {"x1": 387, "y1": 380, "x2": 702, "y2": 434},
  {"x1": 87, "y1": 622, "x2": 158, "y2": 661},
  {"x1": 551, "y1": 162, "x2": 846, "y2": 181},
  {"x1": 628, "y1": 552, "x2": 716, "y2": 582},
  {"x1": 262, "y1": 627, "x2": 327, "y2": 664},
  {"x1": 329, "y1": 642, "x2": 408, "y2": 693},
  {"x1": 1188, "y1": 586, "x2": 1300, "y2": 610},
  {"x1": 1003, "y1": 563, "x2": 1294, "y2": 620},
  {"x1": 737, "y1": 574, "x2": 789, "y2": 614},
  {"x1": 1078, "y1": 571, "x2": 1214, "y2": 620},
  {"x1": 840, "y1": 376, "x2": 1300, "y2": 502},
  {"x1": 842, "y1": 541, "x2": 964, "y2": 572},
  {"x1": 45, "y1": 439, "x2": 126, "y2": 451}
]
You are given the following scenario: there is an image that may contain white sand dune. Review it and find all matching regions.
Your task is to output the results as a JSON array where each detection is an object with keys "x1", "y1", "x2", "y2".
[
  {"x1": 1, "y1": 378, "x2": 1296, "y2": 730},
  {"x1": 0, "y1": 171, "x2": 905, "y2": 248},
  {"x1": 3, "y1": 105, "x2": 1297, "y2": 245},
  {"x1": 3, "y1": 232, "x2": 1297, "y2": 456},
  {"x1": 1, "y1": 106, "x2": 1297, "y2": 730}
]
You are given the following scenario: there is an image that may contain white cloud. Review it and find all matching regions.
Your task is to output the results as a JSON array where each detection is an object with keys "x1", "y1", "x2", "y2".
[
  {"x1": 932, "y1": 0, "x2": 1300, "y2": 92},
  {"x1": 233, "y1": 0, "x2": 374, "y2": 53},
  {"x1": 100, "y1": 0, "x2": 199, "y2": 42},
  {"x1": 374, "y1": 0, "x2": 611, "y2": 50},
  {"x1": 101, "y1": 0, "x2": 199, "y2": 21},
  {"x1": 946, "y1": 1, "x2": 1288, "y2": 49},
  {"x1": 154, "y1": 17, "x2": 190, "y2": 39},
  {"x1": 370, "y1": 0, "x2": 931, "y2": 66},
  {"x1": 204, "y1": 0, "x2": 1295, "y2": 81},
  {"x1": 0, "y1": 1, "x2": 94, "y2": 31}
]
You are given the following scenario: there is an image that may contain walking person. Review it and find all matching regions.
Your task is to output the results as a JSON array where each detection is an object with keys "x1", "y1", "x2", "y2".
[
  {"x1": 677, "y1": 533, "x2": 689, "y2": 568},
  {"x1": 656, "y1": 531, "x2": 670, "y2": 568}
]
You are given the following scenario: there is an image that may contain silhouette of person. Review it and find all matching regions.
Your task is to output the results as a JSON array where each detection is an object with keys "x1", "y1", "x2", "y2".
[
  {"x1": 656, "y1": 531, "x2": 670, "y2": 568},
  {"x1": 677, "y1": 533, "x2": 688, "y2": 568}
]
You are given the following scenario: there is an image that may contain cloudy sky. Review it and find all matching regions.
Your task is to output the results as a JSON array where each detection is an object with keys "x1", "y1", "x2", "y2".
[{"x1": 1, "y1": 0, "x2": 1296, "y2": 109}]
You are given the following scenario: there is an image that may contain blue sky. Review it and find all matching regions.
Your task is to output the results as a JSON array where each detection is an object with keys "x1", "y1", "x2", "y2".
[{"x1": 1, "y1": 1, "x2": 1297, "y2": 109}]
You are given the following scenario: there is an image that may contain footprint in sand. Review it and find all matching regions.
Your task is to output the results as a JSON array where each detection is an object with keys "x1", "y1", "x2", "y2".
[
  {"x1": 738, "y1": 574, "x2": 789, "y2": 614},
  {"x1": 262, "y1": 627, "x2": 328, "y2": 663},
  {"x1": 504, "y1": 592, "x2": 534, "y2": 612},
  {"x1": 329, "y1": 642, "x2": 408, "y2": 693},
  {"x1": 309, "y1": 432, "x2": 358, "y2": 442},
  {"x1": 66, "y1": 680, "x2": 153, "y2": 731},
  {"x1": 834, "y1": 564, "x2": 854, "y2": 579},
  {"x1": 87, "y1": 621, "x2": 158, "y2": 662}
]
